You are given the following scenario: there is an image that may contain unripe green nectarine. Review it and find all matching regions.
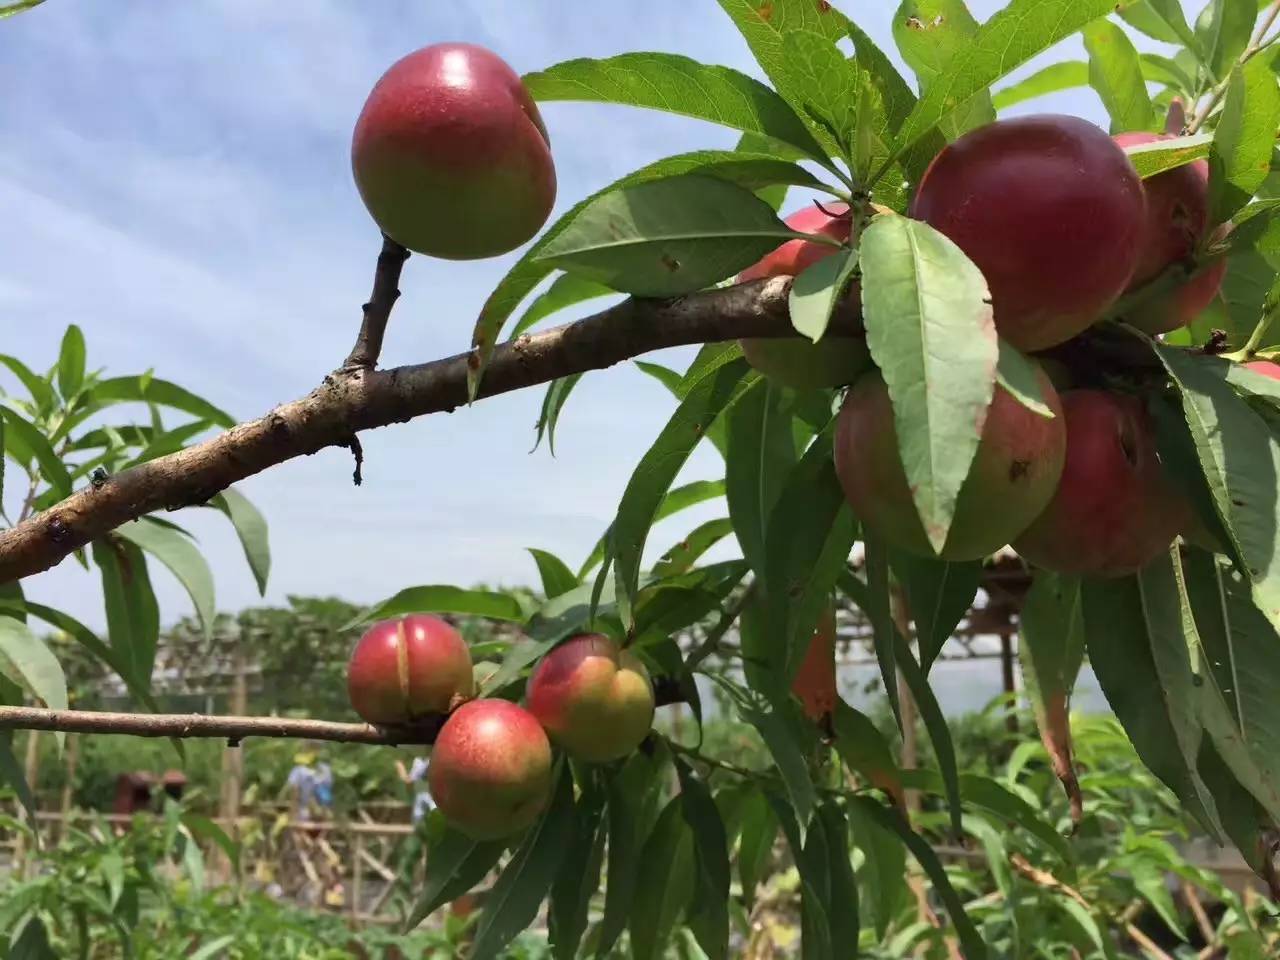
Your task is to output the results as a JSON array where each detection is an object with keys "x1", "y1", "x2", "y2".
[
  {"x1": 352, "y1": 43, "x2": 556, "y2": 259},
  {"x1": 427, "y1": 698, "x2": 553, "y2": 840},
  {"x1": 910, "y1": 115, "x2": 1145, "y2": 351},
  {"x1": 834, "y1": 363, "x2": 1066, "y2": 560},
  {"x1": 525, "y1": 634, "x2": 654, "y2": 763},
  {"x1": 346, "y1": 615, "x2": 474, "y2": 725}
]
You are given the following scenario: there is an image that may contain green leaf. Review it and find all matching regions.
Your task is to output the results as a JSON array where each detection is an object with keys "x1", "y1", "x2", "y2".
[
  {"x1": 1123, "y1": 132, "x2": 1214, "y2": 178},
  {"x1": 678, "y1": 762, "x2": 731, "y2": 960},
  {"x1": 528, "y1": 548, "x2": 578, "y2": 601},
  {"x1": 788, "y1": 245, "x2": 860, "y2": 343},
  {"x1": 91, "y1": 376, "x2": 234, "y2": 427},
  {"x1": 725, "y1": 379, "x2": 797, "y2": 581},
  {"x1": 734, "y1": 789, "x2": 777, "y2": 909},
  {"x1": 513, "y1": 274, "x2": 618, "y2": 339},
  {"x1": 850, "y1": 797, "x2": 988, "y2": 960},
  {"x1": 536, "y1": 175, "x2": 803, "y2": 297},
  {"x1": 893, "y1": 0, "x2": 995, "y2": 141},
  {"x1": 764, "y1": 791, "x2": 832, "y2": 960},
  {"x1": 548, "y1": 778, "x2": 607, "y2": 960},
  {"x1": 1195, "y1": 0, "x2": 1256, "y2": 81},
  {"x1": 92, "y1": 539, "x2": 159, "y2": 693},
  {"x1": 816, "y1": 803, "x2": 859, "y2": 951},
  {"x1": 469, "y1": 766, "x2": 575, "y2": 960},
  {"x1": 629, "y1": 797, "x2": 696, "y2": 960},
  {"x1": 1210, "y1": 54, "x2": 1280, "y2": 223},
  {"x1": 847, "y1": 797, "x2": 909, "y2": 939},
  {"x1": 997, "y1": 339, "x2": 1057, "y2": 419},
  {"x1": 611, "y1": 358, "x2": 754, "y2": 628},
  {"x1": 0, "y1": 733, "x2": 35, "y2": 825},
  {"x1": 205, "y1": 488, "x2": 270, "y2": 596},
  {"x1": 1018, "y1": 571, "x2": 1086, "y2": 816},
  {"x1": 650, "y1": 517, "x2": 735, "y2": 579},
  {"x1": 859, "y1": 214, "x2": 997, "y2": 553},
  {"x1": 1159, "y1": 348, "x2": 1280, "y2": 636},
  {"x1": 862, "y1": 534, "x2": 902, "y2": 728},
  {"x1": 408, "y1": 820, "x2": 506, "y2": 927},
  {"x1": 890, "y1": 551, "x2": 981, "y2": 671},
  {"x1": 0, "y1": 616, "x2": 67, "y2": 717},
  {"x1": 1140, "y1": 52, "x2": 1198, "y2": 92},
  {"x1": 116, "y1": 518, "x2": 215, "y2": 643},
  {"x1": 56, "y1": 325, "x2": 86, "y2": 400},
  {"x1": 832, "y1": 698, "x2": 905, "y2": 806},
  {"x1": 1, "y1": 408, "x2": 71, "y2": 500},
  {"x1": 346, "y1": 585, "x2": 528, "y2": 630},
  {"x1": 720, "y1": 681, "x2": 817, "y2": 831},
  {"x1": 579, "y1": 479, "x2": 726, "y2": 579},
  {"x1": 1083, "y1": 19, "x2": 1158, "y2": 133},
  {"x1": 894, "y1": 632, "x2": 962, "y2": 832},
  {"x1": 1081, "y1": 570, "x2": 1223, "y2": 835},
  {"x1": 992, "y1": 61, "x2": 1089, "y2": 110},
  {"x1": 532, "y1": 374, "x2": 583, "y2": 457},
  {"x1": 0, "y1": 355, "x2": 55, "y2": 412},
  {"x1": 778, "y1": 30, "x2": 866, "y2": 164},
  {"x1": 525, "y1": 53, "x2": 828, "y2": 164},
  {"x1": 188, "y1": 937, "x2": 236, "y2": 960},
  {"x1": 1120, "y1": 0, "x2": 1201, "y2": 53},
  {"x1": 123, "y1": 419, "x2": 212, "y2": 467},
  {"x1": 892, "y1": 0, "x2": 1124, "y2": 156},
  {"x1": 598, "y1": 751, "x2": 665, "y2": 957}
]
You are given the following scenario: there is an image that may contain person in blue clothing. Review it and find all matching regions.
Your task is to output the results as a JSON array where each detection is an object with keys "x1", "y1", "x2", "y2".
[{"x1": 285, "y1": 750, "x2": 334, "y2": 823}]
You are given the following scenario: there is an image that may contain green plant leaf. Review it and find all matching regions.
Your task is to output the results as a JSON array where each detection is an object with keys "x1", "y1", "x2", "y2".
[
  {"x1": 894, "y1": 632, "x2": 962, "y2": 832},
  {"x1": 1, "y1": 408, "x2": 71, "y2": 500},
  {"x1": 597, "y1": 751, "x2": 666, "y2": 957},
  {"x1": 91, "y1": 376, "x2": 234, "y2": 427},
  {"x1": 204, "y1": 487, "x2": 270, "y2": 596},
  {"x1": 1123, "y1": 132, "x2": 1213, "y2": 177},
  {"x1": 832, "y1": 698, "x2": 905, "y2": 806},
  {"x1": 862, "y1": 534, "x2": 902, "y2": 728},
  {"x1": 890, "y1": 550, "x2": 981, "y2": 671},
  {"x1": 678, "y1": 761, "x2": 731, "y2": 960},
  {"x1": 1140, "y1": 52, "x2": 1197, "y2": 92},
  {"x1": 859, "y1": 214, "x2": 997, "y2": 553},
  {"x1": 1083, "y1": 19, "x2": 1158, "y2": 133},
  {"x1": 512, "y1": 274, "x2": 619, "y2": 340},
  {"x1": 56, "y1": 325, "x2": 86, "y2": 400},
  {"x1": 1120, "y1": 0, "x2": 1200, "y2": 53},
  {"x1": 188, "y1": 937, "x2": 235, "y2": 960},
  {"x1": 892, "y1": 0, "x2": 1124, "y2": 156},
  {"x1": 1195, "y1": 0, "x2": 1256, "y2": 81},
  {"x1": 778, "y1": 29, "x2": 866, "y2": 164},
  {"x1": 788, "y1": 244, "x2": 860, "y2": 343},
  {"x1": 536, "y1": 175, "x2": 803, "y2": 297},
  {"x1": 408, "y1": 819, "x2": 506, "y2": 928},
  {"x1": 734, "y1": 788, "x2": 777, "y2": 909},
  {"x1": 997, "y1": 339, "x2": 1057, "y2": 419},
  {"x1": 650, "y1": 517, "x2": 735, "y2": 579},
  {"x1": 765, "y1": 791, "x2": 833, "y2": 960},
  {"x1": 718, "y1": 680, "x2": 817, "y2": 832},
  {"x1": 1159, "y1": 347, "x2": 1280, "y2": 636},
  {"x1": 629, "y1": 797, "x2": 696, "y2": 960},
  {"x1": 849, "y1": 796, "x2": 988, "y2": 960},
  {"x1": 1019, "y1": 571, "x2": 1086, "y2": 819},
  {"x1": 115, "y1": 518, "x2": 215, "y2": 643},
  {"x1": 525, "y1": 53, "x2": 829, "y2": 164},
  {"x1": 0, "y1": 356, "x2": 55, "y2": 412},
  {"x1": 1210, "y1": 54, "x2": 1280, "y2": 224},
  {"x1": 92, "y1": 539, "x2": 159, "y2": 693},
  {"x1": 725, "y1": 378, "x2": 797, "y2": 581},
  {"x1": 847, "y1": 797, "x2": 909, "y2": 939},
  {"x1": 548, "y1": 778, "x2": 607, "y2": 960},
  {"x1": 469, "y1": 766, "x2": 576, "y2": 960},
  {"x1": 346, "y1": 586, "x2": 528, "y2": 630},
  {"x1": 991, "y1": 61, "x2": 1089, "y2": 110},
  {"x1": 0, "y1": 733, "x2": 35, "y2": 825},
  {"x1": 527, "y1": 548, "x2": 578, "y2": 601},
  {"x1": 893, "y1": 0, "x2": 995, "y2": 141},
  {"x1": 816, "y1": 802, "x2": 860, "y2": 951},
  {"x1": 0, "y1": 616, "x2": 67, "y2": 717},
  {"x1": 611, "y1": 358, "x2": 754, "y2": 628},
  {"x1": 579, "y1": 478, "x2": 726, "y2": 579},
  {"x1": 532, "y1": 373, "x2": 583, "y2": 457}
]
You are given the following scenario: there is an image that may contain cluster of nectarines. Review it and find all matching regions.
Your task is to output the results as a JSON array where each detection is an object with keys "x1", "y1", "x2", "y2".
[
  {"x1": 746, "y1": 114, "x2": 1227, "y2": 577},
  {"x1": 345, "y1": 616, "x2": 654, "y2": 839}
]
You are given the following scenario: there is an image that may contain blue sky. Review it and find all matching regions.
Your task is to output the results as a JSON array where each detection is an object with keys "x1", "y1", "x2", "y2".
[{"x1": 0, "y1": 1, "x2": 1179, "y2": 651}]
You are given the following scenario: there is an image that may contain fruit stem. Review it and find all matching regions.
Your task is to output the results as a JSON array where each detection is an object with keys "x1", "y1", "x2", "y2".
[{"x1": 342, "y1": 234, "x2": 411, "y2": 372}]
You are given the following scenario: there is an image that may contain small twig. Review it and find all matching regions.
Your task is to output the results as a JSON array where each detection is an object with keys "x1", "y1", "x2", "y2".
[
  {"x1": 685, "y1": 580, "x2": 755, "y2": 671},
  {"x1": 1182, "y1": 880, "x2": 1217, "y2": 946},
  {"x1": 347, "y1": 434, "x2": 364, "y2": 487},
  {"x1": 342, "y1": 235, "x2": 411, "y2": 372}
]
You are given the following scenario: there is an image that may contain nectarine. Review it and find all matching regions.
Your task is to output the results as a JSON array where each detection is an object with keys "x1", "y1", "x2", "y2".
[{"x1": 347, "y1": 615, "x2": 474, "y2": 725}]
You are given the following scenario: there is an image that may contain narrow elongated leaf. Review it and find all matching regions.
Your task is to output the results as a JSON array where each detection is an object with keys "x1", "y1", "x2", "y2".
[
  {"x1": 1, "y1": 408, "x2": 71, "y2": 500},
  {"x1": 1123, "y1": 132, "x2": 1214, "y2": 178},
  {"x1": 1210, "y1": 54, "x2": 1280, "y2": 223},
  {"x1": 512, "y1": 274, "x2": 616, "y2": 339},
  {"x1": 847, "y1": 798, "x2": 909, "y2": 939},
  {"x1": 893, "y1": 0, "x2": 995, "y2": 140},
  {"x1": 893, "y1": 0, "x2": 1125, "y2": 155},
  {"x1": 735, "y1": 789, "x2": 777, "y2": 909},
  {"x1": 347, "y1": 586, "x2": 528, "y2": 629},
  {"x1": 408, "y1": 822, "x2": 504, "y2": 927},
  {"x1": 536, "y1": 176, "x2": 802, "y2": 297},
  {"x1": 992, "y1": 61, "x2": 1089, "y2": 110},
  {"x1": 1140, "y1": 52, "x2": 1197, "y2": 92},
  {"x1": 0, "y1": 356, "x2": 54, "y2": 412},
  {"x1": 895, "y1": 633, "x2": 962, "y2": 832},
  {"x1": 1182, "y1": 547, "x2": 1242, "y2": 727},
  {"x1": 1083, "y1": 19, "x2": 1158, "y2": 133},
  {"x1": 471, "y1": 149, "x2": 840, "y2": 398},
  {"x1": 469, "y1": 767, "x2": 576, "y2": 960},
  {"x1": 0, "y1": 616, "x2": 67, "y2": 715},
  {"x1": 764, "y1": 791, "x2": 833, "y2": 960},
  {"x1": 859, "y1": 215, "x2": 997, "y2": 553},
  {"x1": 678, "y1": 762, "x2": 730, "y2": 960},
  {"x1": 533, "y1": 373, "x2": 583, "y2": 456},
  {"x1": 850, "y1": 797, "x2": 988, "y2": 960},
  {"x1": 862, "y1": 535, "x2": 902, "y2": 727},
  {"x1": 1120, "y1": 0, "x2": 1200, "y2": 53},
  {"x1": 629, "y1": 798, "x2": 696, "y2": 960},
  {"x1": 579, "y1": 479, "x2": 726, "y2": 579},
  {"x1": 650, "y1": 517, "x2": 735, "y2": 578},
  {"x1": 725, "y1": 378, "x2": 796, "y2": 580},
  {"x1": 612, "y1": 358, "x2": 754, "y2": 628},
  {"x1": 788, "y1": 245, "x2": 860, "y2": 343},
  {"x1": 890, "y1": 551, "x2": 981, "y2": 671},
  {"x1": 56, "y1": 325, "x2": 86, "y2": 400},
  {"x1": 205, "y1": 488, "x2": 270, "y2": 595},
  {"x1": 1019, "y1": 571, "x2": 1086, "y2": 821},
  {"x1": 525, "y1": 53, "x2": 828, "y2": 163},
  {"x1": 817, "y1": 803, "x2": 860, "y2": 951},
  {"x1": 832, "y1": 699, "x2": 905, "y2": 807},
  {"x1": 778, "y1": 30, "x2": 866, "y2": 160},
  {"x1": 93, "y1": 539, "x2": 159, "y2": 693},
  {"x1": 528, "y1": 548, "x2": 578, "y2": 601},
  {"x1": 598, "y1": 751, "x2": 665, "y2": 957},
  {"x1": 124, "y1": 420, "x2": 211, "y2": 466},
  {"x1": 116, "y1": 518, "x2": 215, "y2": 643},
  {"x1": 91, "y1": 376, "x2": 234, "y2": 427},
  {"x1": 1159, "y1": 347, "x2": 1280, "y2": 635},
  {"x1": 1195, "y1": 0, "x2": 1256, "y2": 81},
  {"x1": 548, "y1": 780, "x2": 607, "y2": 960},
  {"x1": 0, "y1": 734, "x2": 35, "y2": 824}
]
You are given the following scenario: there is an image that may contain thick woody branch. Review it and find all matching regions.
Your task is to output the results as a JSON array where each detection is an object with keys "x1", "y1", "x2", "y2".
[{"x1": 0, "y1": 276, "x2": 860, "y2": 585}]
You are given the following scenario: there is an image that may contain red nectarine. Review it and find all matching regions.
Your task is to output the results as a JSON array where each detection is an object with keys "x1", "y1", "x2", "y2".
[{"x1": 347, "y1": 615, "x2": 474, "y2": 725}]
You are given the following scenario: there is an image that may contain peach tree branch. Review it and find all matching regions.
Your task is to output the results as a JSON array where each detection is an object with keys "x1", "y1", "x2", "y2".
[{"x1": 0, "y1": 275, "x2": 861, "y2": 586}]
